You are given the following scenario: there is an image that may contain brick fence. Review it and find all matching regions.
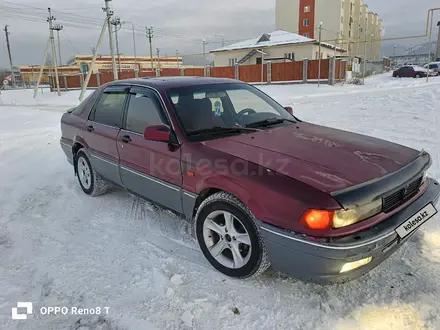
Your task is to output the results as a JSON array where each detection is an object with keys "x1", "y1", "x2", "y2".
[{"x1": 50, "y1": 58, "x2": 347, "y2": 90}]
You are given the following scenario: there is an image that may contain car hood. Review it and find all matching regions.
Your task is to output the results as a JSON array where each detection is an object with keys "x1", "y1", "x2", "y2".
[{"x1": 202, "y1": 123, "x2": 420, "y2": 193}]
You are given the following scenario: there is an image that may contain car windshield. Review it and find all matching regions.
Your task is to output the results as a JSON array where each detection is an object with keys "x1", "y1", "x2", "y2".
[{"x1": 167, "y1": 83, "x2": 296, "y2": 140}]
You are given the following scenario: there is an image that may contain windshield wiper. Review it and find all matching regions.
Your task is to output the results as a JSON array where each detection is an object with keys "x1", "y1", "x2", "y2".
[
  {"x1": 245, "y1": 118, "x2": 297, "y2": 128},
  {"x1": 187, "y1": 126, "x2": 259, "y2": 136}
]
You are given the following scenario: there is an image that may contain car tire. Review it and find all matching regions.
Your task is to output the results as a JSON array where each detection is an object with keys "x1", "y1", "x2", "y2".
[
  {"x1": 195, "y1": 192, "x2": 270, "y2": 279},
  {"x1": 395, "y1": 74, "x2": 400, "y2": 78},
  {"x1": 415, "y1": 74, "x2": 421, "y2": 78},
  {"x1": 75, "y1": 149, "x2": 110, "y2": 197}
]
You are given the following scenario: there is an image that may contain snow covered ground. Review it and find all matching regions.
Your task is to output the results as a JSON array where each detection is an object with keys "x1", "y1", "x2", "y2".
[{"x1": 1, "y1": 74, "x2": 440, "y2": 330}]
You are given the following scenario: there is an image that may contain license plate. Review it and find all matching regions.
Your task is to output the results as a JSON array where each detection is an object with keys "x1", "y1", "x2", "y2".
[{"x1": 395, "y1": 203, "x2": 438, "y2": 239}]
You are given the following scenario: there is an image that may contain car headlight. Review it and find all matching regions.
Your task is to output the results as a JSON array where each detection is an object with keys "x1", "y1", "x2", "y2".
[
  {"x1": 300, "y1": 199, "x2": 383, "y2": 230},
  {"x1": 333, "y1": 199, "x2": 383, "y2": 228}
]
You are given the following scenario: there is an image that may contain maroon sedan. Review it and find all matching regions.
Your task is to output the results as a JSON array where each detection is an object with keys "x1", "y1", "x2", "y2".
[
  {"x1": 60, "y1": 77, "x2": 439, "y2": 284},
  {"x1": 393, "y1": 65, "x2": 429, "y2": 78}
]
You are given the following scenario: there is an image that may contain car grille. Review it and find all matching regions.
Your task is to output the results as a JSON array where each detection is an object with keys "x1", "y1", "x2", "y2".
[{"x1": 382, "y1": 176, "x2": 423, "y2": 213}]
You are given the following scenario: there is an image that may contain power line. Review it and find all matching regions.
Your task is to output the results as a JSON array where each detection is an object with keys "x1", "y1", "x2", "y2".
[{"x1": 62, "y1": 29, "x2": 80, "y2": 54}]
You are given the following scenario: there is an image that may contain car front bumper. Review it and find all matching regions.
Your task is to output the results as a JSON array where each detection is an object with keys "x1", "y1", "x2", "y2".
[{"x1": 259, "y1": 178, "x2": 440, "y2": 284}]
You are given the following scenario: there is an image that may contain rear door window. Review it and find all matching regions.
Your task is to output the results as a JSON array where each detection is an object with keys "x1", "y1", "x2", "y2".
[{"x1": 90, "y1": 86, "x2": 129, "y2": 127}]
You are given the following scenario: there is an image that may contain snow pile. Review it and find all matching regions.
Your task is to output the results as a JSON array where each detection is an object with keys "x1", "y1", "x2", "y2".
[
  {"x1": 335, "y1": 302, "x2": 429, "y2": 330},
  {"x1": 422, "y1": 231, "x2": 440, "y2": 262},
  {"x1": 0, "y1": 88, "x2": 93, "y2": 108}
]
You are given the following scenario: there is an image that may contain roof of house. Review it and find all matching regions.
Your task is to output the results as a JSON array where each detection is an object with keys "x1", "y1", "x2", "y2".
[{"x1": 210, "y1": 30, "x2": 345, "y2": 53}]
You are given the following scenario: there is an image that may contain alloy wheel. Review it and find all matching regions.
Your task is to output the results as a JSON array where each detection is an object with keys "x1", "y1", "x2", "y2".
[
  {"x1": 77, "y1": 156, "x2": 92, "y2": 190},
  {"x1": 202, "y1": 210, "x2": 252, "y2": 269}
]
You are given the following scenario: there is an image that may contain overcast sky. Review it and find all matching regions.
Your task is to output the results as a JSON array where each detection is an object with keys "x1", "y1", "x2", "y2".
[{"x1": 0, "y1": 0, "x2": 438, "y2": 67}]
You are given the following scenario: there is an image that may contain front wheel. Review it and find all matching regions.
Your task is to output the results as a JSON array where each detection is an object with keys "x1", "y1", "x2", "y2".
[
  {"x1": 195, "y1": 192, "x2": 270, "y2": 278},
  {"x1": 415, "y1": 74, "x2": 421, "y2": 78},
  {"x1": 395, "y1": 74, "x2": 400, "y2": 78}
]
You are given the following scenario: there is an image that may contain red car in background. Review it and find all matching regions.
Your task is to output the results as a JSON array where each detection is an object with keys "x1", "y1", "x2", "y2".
[
  {"x1": 393, "y1": 65, "x2": 435, "y2": 78},
  {"x1": 60, "y1": 77, "x2": 440, "y2": 284}
]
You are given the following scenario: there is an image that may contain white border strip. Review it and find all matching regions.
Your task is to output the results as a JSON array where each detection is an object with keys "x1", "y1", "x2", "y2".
[
  {"x1": 91, "y1": 153, "x2": 118, "y2": 167},
  {"x1": 121, "y1": 166, "x2": 180, "y2": 192},
  {"x1": 183, "y1": 192, "x2": 198, "y2": 199}
]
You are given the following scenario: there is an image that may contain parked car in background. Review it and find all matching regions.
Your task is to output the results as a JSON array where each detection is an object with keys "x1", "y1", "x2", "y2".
[
  {"x1": 424, "y1": 62, "x2": 440, "y2": 73},
  {"x1": 60, "y1": 77, "x2": 440, "y2": 284},
  {"x1": 393, "y1": 65, "x2": 436, "y2": 78}
]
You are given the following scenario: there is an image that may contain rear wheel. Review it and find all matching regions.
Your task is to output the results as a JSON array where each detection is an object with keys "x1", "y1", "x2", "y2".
[
  {"x1": 415, "y1": 74, "x2": 421, "y2": 78},
  {"x1": 195, "y1": 192, "x2": 270, "y2": 278},
  {"x1": 75, "y1": 149, "x2": 110, "y2": 196}
]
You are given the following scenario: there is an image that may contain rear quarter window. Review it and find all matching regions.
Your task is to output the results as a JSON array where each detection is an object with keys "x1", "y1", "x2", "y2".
[
  {"x1": 90, "y1": 90, "x2": 128, "y2": 127},
  {"x1": 72, "y1": 91, "x2": 99, "y2": 115}
]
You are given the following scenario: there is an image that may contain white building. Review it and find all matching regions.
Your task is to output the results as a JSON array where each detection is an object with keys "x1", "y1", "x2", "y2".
[
  {"x1": 275, "y1": 0, "x2": 383, "y2": 61},
  {"x1": 210, "y1": 30, "x2": 345, "y2": 67}
]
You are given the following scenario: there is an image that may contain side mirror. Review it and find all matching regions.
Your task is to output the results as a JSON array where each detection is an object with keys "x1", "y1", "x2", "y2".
[
  {"x1": 144, "y1": 125, "x2": 171, "y2": 142},
  {"x1": 285, "y1": 106, "x2": 293, "y2": 115}
]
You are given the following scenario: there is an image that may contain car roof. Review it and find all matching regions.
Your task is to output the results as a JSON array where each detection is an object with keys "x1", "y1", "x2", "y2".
[{"x1": 107, "y1": 76, "x2": 244, "y2": 89}]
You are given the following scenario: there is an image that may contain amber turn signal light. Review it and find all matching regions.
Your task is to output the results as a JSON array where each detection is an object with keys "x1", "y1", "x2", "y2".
[{"x1": 301, "y1": 209, "x2": 334, "y2": 230}]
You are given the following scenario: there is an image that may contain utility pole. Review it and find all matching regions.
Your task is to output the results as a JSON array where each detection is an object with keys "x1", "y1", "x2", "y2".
[
  {"x1": 3, "y1": 25, "x2": 16, "y2": 87},
  {"x1": 202, "y1": 39, "x2": 206, "y2": 63},
  {"x1": 176, "y1": 50, "x2": 180, "y2": 69},
  {"x1": 104, "y1": 0, "x2": 118, "y2": 80},
  {"x1": 52, "y1": 24, "x2": 63, "y2": 66},
  {"x1": 78, "y1": 7, "x2": 110, "y2": 101},
  {"x1": 317, "y1": 22, "x2": 323, "y2": 87},
  {"x1": 436, "y1": 21, "x2": 440, "y2": 60},
  {"x1": 33, "y1": 39, "x2": 51, "y2": 98},
  {"x1": 111, "y1": 16, "x2": 122, "y2": 74},
  {"x1": 362, "y1": 17, "x2": 368, "y2": 85},
  {"x1": 123, "y1": 21, "x2": 138, "y2": 74},
  {"x1": 427, "y1": 11, "x2": 435, "y2": 82},
  {"x1": 215, "y1": 34, "x2": 225, "y2": 47},
  {"x1": 48, "y1": 8, "x2": 61, "y2": 96},
  {"x1": 392, "y1": 44, "x2": 396, "y2": 67},
  {"x1": 156, "y1": 48, "x2": 160, "y2": 70},
  {"x1": 146, "y1": 27, "x2": 154, "y2": 70}
]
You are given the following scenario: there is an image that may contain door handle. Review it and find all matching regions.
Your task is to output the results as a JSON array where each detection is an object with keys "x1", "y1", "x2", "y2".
[
  {"x1": 86, "y1": 125, "x2": 94, "y2": 132},
  {"x1": 120, "y1": 135, "x2": 132, "y2": 143}
]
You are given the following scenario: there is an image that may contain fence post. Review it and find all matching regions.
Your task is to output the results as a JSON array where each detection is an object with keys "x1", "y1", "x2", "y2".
[
  {"x1": 266, "y1": 61, "x2": 272, "y2": 84},
  {"x1": 328, "y1": 57, "x2": 335, "y2": 86},
  {"x1": 156, "y1": 68, "x2": 161, "y2": 77},
  {"x1": 343, "y1": 60, "x2": 348, "y2": 81},
  {"x1": 180, "y1": 68, "x2": 185, "y2": 76},
  {"x1": 63, "y1": 74, "x2": 68, "y2": 91},
  {"x1": 302, "y1": 59, "x2": 308, "y2": 84},
  {"x1": 135, "y1": 69, "x2": 139, "y2": 78},
  {"x1": 234, "y1": 64, "x2": 239, "y2": 80},
  {"x1": 96, "y1": 72, "x2": 101, "y2": 87},
  {"x1": 204, "y1": 65, "x2": 211, "y2": 77},
  {"x1": 48, "y1": 74, "x2": 53, "y2": 92}
]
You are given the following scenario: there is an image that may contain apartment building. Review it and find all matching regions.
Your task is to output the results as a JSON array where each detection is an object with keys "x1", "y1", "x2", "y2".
[{"x1": 275, "y1": 0, "x2": 383, "y2": 61}]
